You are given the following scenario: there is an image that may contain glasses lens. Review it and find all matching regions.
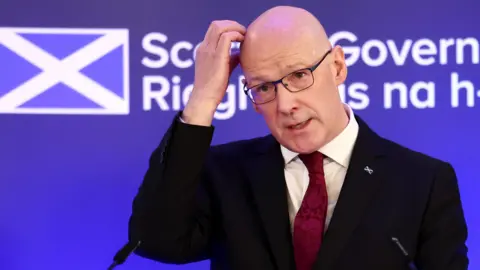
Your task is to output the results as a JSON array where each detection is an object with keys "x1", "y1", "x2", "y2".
[
  {"x1": 283, "y1": 69, "x2": 314, "y2": 91},
  {"x1": 248, "y1": 82, "x2": 276, "y2": 104}
]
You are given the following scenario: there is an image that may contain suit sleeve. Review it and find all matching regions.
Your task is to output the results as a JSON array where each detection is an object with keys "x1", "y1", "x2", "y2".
[
  {"x1": 415, "y1": 162, "x2": 469, "y2": 270},
  {"x1": 128, "y1": 112, "x2": 215, "y2": 264}
]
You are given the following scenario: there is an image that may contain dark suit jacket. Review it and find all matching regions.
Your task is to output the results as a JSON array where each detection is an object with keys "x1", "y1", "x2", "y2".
[{"x1": 128, "y1": 112, "x2": 468, "y2": 270}]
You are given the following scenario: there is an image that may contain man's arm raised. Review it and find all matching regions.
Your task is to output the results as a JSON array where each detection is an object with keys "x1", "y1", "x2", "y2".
[{"x1": 127, "y1": 20, "x2": 246, "y2": 264}]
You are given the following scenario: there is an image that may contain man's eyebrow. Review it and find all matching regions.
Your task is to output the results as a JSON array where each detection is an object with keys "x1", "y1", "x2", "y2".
[
  {"x1": 246, "y1": 76, "x2": 269, "y2": 86},
  {"x1": 245, "y1": 61, "x2": 310, "y2": 86},
  {"x1": 285, "y1": 61, "x2": 309, "y2": 70},
  {"x1": 248, "y1": 76, "x2": 264, "y2": 83}
]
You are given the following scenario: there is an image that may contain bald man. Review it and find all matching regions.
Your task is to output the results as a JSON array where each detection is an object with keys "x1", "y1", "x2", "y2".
[{"x1": 128, "y1": 6, "x2": 468, "y2": 270}]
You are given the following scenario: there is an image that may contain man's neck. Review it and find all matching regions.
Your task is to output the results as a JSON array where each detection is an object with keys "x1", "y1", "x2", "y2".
[{"x1": 325, "y1": 105, "x2": 350, "y2": 146}]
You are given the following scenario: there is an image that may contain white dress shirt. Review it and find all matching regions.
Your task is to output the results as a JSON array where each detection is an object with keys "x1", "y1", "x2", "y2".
[{"x1": 280, "y1": 104, "x2": 359, "y2": 232}]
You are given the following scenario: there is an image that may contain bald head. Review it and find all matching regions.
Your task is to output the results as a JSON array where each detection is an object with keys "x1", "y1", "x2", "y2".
[
  {"x1": 246, "y1": 6, "x2": 328, "y2": 41},
  {"x1": 237, "y1": 6, "x2": 348, "y2": 155},
  {"x1": 240, "y1": 6, "x2": 331, "y2": 83}
]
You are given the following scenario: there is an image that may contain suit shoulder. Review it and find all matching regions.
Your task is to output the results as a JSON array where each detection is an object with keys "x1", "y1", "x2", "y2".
[
  {"x1": 209, "y1": 134, "x2": 273, "y2": 158},
  {"x1": 380, "y1": 136, "x2": 451, "y2": 171},
  {"x1": 210, "y1": 134, "x2": 273, "y2": 152}
]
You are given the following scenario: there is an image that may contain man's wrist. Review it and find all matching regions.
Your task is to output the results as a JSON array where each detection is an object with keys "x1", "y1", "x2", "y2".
[{"x1": 182, "y1": 98, "x2": 217, "y2": 126}]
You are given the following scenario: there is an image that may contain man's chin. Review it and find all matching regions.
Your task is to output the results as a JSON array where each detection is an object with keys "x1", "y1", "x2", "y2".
[
  {"x1": 273, "y1": 126, "x2": 325, "y2": 153},
  {"x1": 294, "y1": 145, "x2": 320, "y2": 154},
  {"x1": 282, "y1": 138, "x2": 323, "y2": 154}
]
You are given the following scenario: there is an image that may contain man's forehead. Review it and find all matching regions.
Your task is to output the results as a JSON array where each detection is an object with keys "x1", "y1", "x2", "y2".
[
  {"x1": 243, "y1": 56, "x2": 312, "y2": 85},
  {"x1": 285, "y1": 60, "x2": 311, "y2": 70}
]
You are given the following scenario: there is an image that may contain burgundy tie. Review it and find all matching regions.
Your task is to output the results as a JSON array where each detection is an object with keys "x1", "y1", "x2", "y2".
[{"x1": 293, "y1": 151, "x2": 328, "y2": 270}]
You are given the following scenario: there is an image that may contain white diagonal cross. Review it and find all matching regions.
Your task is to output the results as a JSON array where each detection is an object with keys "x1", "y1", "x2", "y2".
[
  {"x1": 364, "y1": 166, "x2": 373, "y2": 174},
  {"x1": 0, "y1": 29, "x2": 126, "y2": 110}
]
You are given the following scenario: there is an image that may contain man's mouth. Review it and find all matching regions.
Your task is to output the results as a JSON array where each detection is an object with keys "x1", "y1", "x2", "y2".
[{"x1": 288, "y1": 118, "x2": 311, "y2": 130}]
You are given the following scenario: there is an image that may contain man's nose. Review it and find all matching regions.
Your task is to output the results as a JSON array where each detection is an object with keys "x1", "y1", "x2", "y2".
[{"x1": 275, "y1": 84, "x2": 298, "y2": 114}]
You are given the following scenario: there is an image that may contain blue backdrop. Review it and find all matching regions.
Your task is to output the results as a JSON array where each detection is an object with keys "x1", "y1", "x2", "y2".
[{"x1": 0, "y1": 0, "x2": 478, "y2": 269}]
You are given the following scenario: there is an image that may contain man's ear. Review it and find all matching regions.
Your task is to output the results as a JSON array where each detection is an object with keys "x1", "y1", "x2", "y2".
[{"x1": 332, "y1": 45, "x2": 347, "y2": 86}]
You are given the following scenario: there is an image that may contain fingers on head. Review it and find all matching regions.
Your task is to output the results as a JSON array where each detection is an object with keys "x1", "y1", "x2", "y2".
[
  {"x1": 203, "y1": 20, "x2": 246, "y2": 51},
  {"x1": 217, "y1": 31, "x2": 244, "y2": 52}
]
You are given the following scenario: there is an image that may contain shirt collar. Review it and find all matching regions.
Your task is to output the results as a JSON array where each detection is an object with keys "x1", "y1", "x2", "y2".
[{"x1": 280, "y1": 103, "x2": 359, "y2": 168}]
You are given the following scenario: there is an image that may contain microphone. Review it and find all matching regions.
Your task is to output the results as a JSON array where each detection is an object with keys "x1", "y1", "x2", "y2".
[
  {"x1": 107, "y1": 240, "x2": 141, "y2": 270},
  {"x1": 391, "y1": 237, "x2": 419, "y2": 270}
]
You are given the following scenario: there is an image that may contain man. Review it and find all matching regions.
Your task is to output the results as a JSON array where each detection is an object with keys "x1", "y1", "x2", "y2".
[{"x1": 128, "y1": 6, "x2": 468, "y2": 270}]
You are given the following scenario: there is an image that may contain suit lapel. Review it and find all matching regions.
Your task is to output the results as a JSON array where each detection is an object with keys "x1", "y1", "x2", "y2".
[
  {"x1": 244, "y1": 135, "x2": 295, "y2": 270},
  {"x1": 314, "y1": 116, "x2": 389, "y2": 270}
]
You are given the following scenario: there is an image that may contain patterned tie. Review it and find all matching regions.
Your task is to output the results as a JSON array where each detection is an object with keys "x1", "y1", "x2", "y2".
[{"x1": 293, "y1": 151, "x2": 328, "y2": 270}]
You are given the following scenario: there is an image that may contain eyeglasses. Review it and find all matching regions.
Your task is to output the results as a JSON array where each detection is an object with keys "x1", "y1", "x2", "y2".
[{"x1": 243, "y1": 49, "x2": 332, "y2": 105}]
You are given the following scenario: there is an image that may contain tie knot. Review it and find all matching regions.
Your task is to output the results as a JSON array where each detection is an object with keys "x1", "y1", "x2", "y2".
[{"x1": 298, "y1": 151, "x2": 324, "y2": 174}]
